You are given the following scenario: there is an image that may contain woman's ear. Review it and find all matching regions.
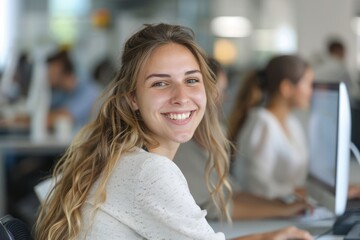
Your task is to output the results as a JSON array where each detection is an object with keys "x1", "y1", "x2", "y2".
[
  {"x1": 279, "y1": 79, "x2": 294, "y2": 99},
  {"x1": 128, "y1": 92, "x2": 139, "y2": 111}
]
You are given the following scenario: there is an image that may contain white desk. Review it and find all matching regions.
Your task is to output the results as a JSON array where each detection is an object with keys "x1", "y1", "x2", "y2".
[
  {"x1": 209, "y1": 219, "x2": 342, "y2": 239},
  {"x1": 0, "y1": 135, "x2": 69, "y2": 216}
]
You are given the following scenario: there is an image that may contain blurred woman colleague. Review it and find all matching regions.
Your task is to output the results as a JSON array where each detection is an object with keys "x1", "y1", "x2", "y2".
[
  {"x1": 228, "y1": 55, "x2": 314, "y2": 200},
  {"x1": 175, "y1": 57, "x2": 310, "y2": 220},
  {"x1": 35, "y1": 25, "x2": 311, "y2": 240}
]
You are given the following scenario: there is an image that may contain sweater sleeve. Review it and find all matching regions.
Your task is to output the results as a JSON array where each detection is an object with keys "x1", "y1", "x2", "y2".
[{"x1": 134, "y1": 157, "x2": 225, "y2": 240}]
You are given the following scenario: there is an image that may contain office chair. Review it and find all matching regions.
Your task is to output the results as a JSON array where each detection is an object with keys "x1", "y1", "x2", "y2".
[{"x1": 0, "y1": 215, "x2": 33, "y2": 240}]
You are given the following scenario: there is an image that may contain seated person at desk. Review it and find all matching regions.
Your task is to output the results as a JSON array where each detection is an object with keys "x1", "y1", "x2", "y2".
[
  {"x1": 174, "y1": 57, "x2": 310, "y2": 220},
  {"x1": 0, "y1": 50, "x2": 101, "y2": 133},
  {"x1": 228, "y1": 55, "x2": 313, "y2": 200},
  {"x1": 46, "y1": 49, "x2": 102, "y2": 130},
  {"x1": 313, "y1": 38, "x2": 352, "y2": 90}
]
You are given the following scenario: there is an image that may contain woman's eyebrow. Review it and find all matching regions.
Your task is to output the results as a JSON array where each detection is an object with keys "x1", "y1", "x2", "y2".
[
  {"x1": 145, "y1": 70, "x2": 202, "y2": 81},
  {"x1": 145, "y1": 73, "x2": 170, "y2": 80},
  {"x1": 185, "y1": 70, "x2": 201, "y2": 75}
]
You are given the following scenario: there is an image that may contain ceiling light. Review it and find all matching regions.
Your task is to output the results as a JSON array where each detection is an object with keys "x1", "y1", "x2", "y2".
[{"x1": 211, "y1": 16, "x2": 252, "y2": 38}]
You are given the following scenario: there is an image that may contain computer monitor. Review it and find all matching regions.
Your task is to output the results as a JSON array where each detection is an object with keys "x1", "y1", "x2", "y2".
[{"x1": 307, "y1": 81, "x2": 351, "y2": 216}]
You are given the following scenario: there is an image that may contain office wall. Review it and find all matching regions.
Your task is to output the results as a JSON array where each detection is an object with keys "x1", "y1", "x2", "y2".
[
  {"x1": 294, "y1": 0, "x2": 358, "y2": 87},
  {"x1": 211, "y1": 0, "x2": 255, "y2": 67}
]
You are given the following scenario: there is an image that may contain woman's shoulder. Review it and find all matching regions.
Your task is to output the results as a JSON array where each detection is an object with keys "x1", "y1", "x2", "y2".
[
  {"x1": 118, "y1": 148, "x2": 184, "y2": 180},
  {"x1": 139, "y1": 152, "x2": 185, "y2": 180},
  {"x1": 122, "y1": 150, "x2": 189, "y2": 196},
  {"x1": 122, "y1": 148, "x2": 175, "y2": 168},
  {"x1": 238, "y1": 108, "x2": 279, "y2": 143},
  {"x1": 245, "y1": 108, "x2": 276, "y2": 128}
]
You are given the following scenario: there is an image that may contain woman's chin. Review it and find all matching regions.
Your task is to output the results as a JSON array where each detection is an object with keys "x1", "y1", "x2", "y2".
[{"x1": 174, "y1": 133, "x2": 194, "y2": 144}]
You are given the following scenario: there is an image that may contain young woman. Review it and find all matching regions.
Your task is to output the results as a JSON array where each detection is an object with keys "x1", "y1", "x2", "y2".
[
  {"x1": 228, "y1": 55, "x2": 314, "y2": 200},
  {"x1": 35, "y1": 24, "x2": 311, "y2": 240}
]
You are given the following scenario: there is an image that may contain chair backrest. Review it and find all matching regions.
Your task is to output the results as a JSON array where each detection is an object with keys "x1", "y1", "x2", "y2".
[
  {"x1": 0, "y1": 219, "x2": 14, "y2": 240},
  {"x1": 0, "y1": 215, "x2": 33, "y2": 240}
]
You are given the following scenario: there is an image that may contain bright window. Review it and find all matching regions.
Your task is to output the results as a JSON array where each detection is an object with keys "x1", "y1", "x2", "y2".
[
  {"x1": 49, "y1": 0, "x2": 90, "y2": 45},
  {"x1": 0, "y1": 0, "x2": 11, "y2": 70}
]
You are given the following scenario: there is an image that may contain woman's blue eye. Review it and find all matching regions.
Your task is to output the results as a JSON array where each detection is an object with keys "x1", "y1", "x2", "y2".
[
  {"x1": 152, "y1": 82, "x2": 166, "y2": 87},
  {"x1": 187, "y1": 78, "x2": 199, "y2": 84}
]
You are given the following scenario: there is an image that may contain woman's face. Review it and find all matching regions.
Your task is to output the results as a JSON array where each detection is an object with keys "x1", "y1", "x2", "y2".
[
  {"x1": 131, "y1": 43, "x2": 207, "y2": 153},
  {"x1": 291, "y1": 68, "x2": 314, "y2": 109}
]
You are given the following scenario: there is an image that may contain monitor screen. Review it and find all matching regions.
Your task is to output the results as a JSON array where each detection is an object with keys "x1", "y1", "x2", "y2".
[
  {"x1": 307, "y1": 82, "x2": 351, "y2": 216},
  {"x1": 309, "y1": 84, "x2": 339, "y2": 191}
]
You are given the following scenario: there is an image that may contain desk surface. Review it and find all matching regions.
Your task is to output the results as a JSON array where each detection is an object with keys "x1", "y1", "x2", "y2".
[
  {"x1": 0, "y1": 135, "x2": 70, "y2": 150},
  {"x1": 209, "y1": 219, "x2": 343, "y2": 239}
]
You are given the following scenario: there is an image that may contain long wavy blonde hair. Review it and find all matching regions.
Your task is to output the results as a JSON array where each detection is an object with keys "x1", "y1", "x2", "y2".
[{"x1": 35, "y1": 23, "x2": 232, "y2": 240}]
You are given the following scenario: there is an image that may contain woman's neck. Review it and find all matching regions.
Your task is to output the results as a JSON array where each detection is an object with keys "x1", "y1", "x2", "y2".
[
  {"x1": 148, "y1": 142, "x2": 180, "y2": 160},
  {"x1": 266, "y1": 98, "x2": 291, "y2": 132}
]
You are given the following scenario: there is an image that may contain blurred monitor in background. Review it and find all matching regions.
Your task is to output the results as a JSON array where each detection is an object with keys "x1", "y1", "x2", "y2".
[
  {"x1": 307, "y1": 82, "x2": 351, "y2": 216},
  {"x1": 13, "y1": 52, "x2": 33, "y2": 100}
]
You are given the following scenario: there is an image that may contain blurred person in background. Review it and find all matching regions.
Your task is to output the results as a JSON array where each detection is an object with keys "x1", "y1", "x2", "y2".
[
  {"x1": 46, "y1": 49, "x2": 102, "y2": 131},
  {"x1": 92, "y1": 56, "x2": 116, "y2": 88},
  {"x1": 313, "y1": 38, "x2": 352, "y2": 90},
  {"x1": 228, "y1": 55, "x2": 313, "y2": 201},
  {"x1": 0, "y1": 49, "x2": 101, "y2": 132},
  {"x1": 174, "y1": 57, "x2": 310, "y2": 220}
]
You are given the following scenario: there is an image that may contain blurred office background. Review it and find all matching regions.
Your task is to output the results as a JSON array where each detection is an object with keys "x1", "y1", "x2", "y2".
[
  {"x1": 2, "y1": 0, "x2": 360, "y2": 100},
  {"x1": 1, "y1": 0, "x2": 360, "y2": 230}
]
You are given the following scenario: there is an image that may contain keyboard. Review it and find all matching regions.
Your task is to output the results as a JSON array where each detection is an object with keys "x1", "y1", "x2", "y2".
[
  {"x1": 294, "y1": 207, "x2": 336, "y2": 238},
  {"x1": 296, "y1": 206, "x2": 336, "y2": 222}
]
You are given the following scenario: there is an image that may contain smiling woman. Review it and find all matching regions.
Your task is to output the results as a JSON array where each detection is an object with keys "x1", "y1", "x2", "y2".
[{"x1": 34, "y1": 23, "x2": 231, "y2": 240}]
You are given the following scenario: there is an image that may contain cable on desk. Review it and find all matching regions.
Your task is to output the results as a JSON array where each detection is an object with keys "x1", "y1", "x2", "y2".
[{"x1": 314, "y1": 227, "x2": 333, "y2": 239}]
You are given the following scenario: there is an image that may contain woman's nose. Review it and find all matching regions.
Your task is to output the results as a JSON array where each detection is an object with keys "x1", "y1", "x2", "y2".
[{"x1": 170, "y1": 85, "x2": 189, "y2": 105}]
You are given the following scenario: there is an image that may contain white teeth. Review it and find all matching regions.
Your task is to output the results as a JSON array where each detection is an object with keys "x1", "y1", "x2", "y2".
[{"x1": 167, "y1": 112, "x2": 191, "y2": 120}]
